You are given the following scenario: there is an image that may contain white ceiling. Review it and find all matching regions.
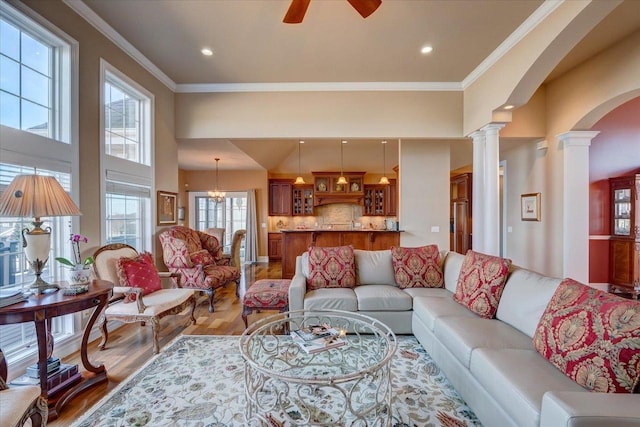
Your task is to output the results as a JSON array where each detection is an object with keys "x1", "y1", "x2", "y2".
[{"x1": 77, "y1": 0, "x2": 640, "y2": 172}]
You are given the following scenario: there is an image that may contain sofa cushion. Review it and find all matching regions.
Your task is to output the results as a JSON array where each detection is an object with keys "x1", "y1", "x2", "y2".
[
  {"x1": 497, "y1": 266, "x2": 562, "y2": 338},
  {"x1": 402, "y1": 287, "x2": 451, "y2": 299},
  {"x1": 354, "y1": 285, "x2": 412, "y2": 311},
  {"x1": 413, "y1": 295, "x2": 477, "y2": 331},
  {"x1": 533, "y1": 278, "x2": 640, "y2": 393},
  {"x1": 307, "y1": 245, "x2": 356, "y2": 290},
  {"x1": 443, "y1": 251, "x2": 465, "y2": 293},
  {"x1": 470, "y1": 348, "x2": 586, "y2": 427},
  {"x1": 354, "y1": 249, "x2": 396, "y2": 285},
  {"x1": 303, "y1": 288, "x2": 358, "y2": 311},
  {"x1": 391, "y1": 245, "x2": 444, "y2": 288},
  {"x1": 434, "y1": 316, "x2": 533, "y2": 368},
  {"x1": 190, "y1": 249, "x2": 216, "y2": 266},
  {"x1": 116, "y1": 252, "x2": 162, "y2": 302},
  {"x1": 453, "y1": 250, "x2": 512, "y2": 318}
]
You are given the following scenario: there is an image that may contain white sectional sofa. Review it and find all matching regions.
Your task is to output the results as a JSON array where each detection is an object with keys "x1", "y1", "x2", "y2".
[{"x1": 289, "y1": 248, "x2": 640, "y2": 427}]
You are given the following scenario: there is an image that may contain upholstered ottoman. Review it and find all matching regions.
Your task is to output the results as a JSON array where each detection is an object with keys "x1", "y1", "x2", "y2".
[{"x1": 242, "y1": 279, "x2": 291, "y2": 327}]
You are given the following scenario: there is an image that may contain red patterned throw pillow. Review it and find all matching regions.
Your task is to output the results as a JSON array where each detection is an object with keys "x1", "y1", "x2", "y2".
[
  {"x1": 533, "y1": 278, "x2": 640, "y2": 393},
  {"x1": 307, "y1": 245, "x2": 356, "y2": 291},
  {"x1": 116, "y1": 252, "x2": 162, "y2": 303},
  {"x1": 453, "y1": 250, "x2": 512, "y2": 318},
  {"x1": 390, "y1": 245, "x2": 444, "y2": 288},
  {"x1": 190, "y1": 249, "x2": 216, "y2": 266}
]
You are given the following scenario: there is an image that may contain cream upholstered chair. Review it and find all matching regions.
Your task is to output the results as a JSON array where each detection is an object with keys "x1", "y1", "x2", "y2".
[
  {"x1": 222, "y1": 229, "x2": 246, "y2": 268},
  {"x1": 205, "y1": 227, "x2": 225, "y2": 249},
  {"x1": 0, "y1": 348, "x2": 47, "y2": 427},
  {"x1": 93, "y1": 243, "x2": 197, "y2": 354}
]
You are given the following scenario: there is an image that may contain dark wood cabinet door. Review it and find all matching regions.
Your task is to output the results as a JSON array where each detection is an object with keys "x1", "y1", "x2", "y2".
[
  {"x1": 268, "y1": 180, "x2": 292, "y2": 216},
  {"x1": 268, "y1": 233, "x2": 282, "y2": 260},
  {"x1": 386, "y1": 180, "x2": 397, "y2": 216}
]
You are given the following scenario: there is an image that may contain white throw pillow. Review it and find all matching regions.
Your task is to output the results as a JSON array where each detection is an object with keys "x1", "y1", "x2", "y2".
[{"x1": 354, "y1": 249, "x2": 396, "y2": 286}]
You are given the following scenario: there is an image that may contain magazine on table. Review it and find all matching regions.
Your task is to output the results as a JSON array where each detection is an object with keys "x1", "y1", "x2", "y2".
[
  {"x1": 291, "y1": 324, "x2": 340, "y2": 342},
  {"x1": 291, "y1": 326, "x2": 346, "y2": 354}
]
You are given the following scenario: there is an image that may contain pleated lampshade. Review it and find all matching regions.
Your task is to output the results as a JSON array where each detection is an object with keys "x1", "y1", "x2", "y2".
[{"x1": 0, "y1": 175, "x2": 81, "y2": 219}]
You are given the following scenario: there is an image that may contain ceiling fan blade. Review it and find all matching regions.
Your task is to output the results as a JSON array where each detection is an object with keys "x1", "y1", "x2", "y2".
[
  {"x1": 283, "y1": 0, "x2": 311, "y2": 24},
  {"x1": 346, "y1": 0, "x2": 382, "y2": 19}
]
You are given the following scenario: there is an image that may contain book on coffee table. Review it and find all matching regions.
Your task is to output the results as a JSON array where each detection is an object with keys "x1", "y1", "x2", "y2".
[
  {"x1": 291, "y1": 328, "x2": 346, "y2": 354},
  {"x1": 291, "y1": 324, "x2": 340, "y2": 342}
]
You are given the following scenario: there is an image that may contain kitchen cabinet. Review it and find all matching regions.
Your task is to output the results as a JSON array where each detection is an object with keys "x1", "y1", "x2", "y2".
[
  {"x1": 268, "y1": 179, "x2": 292, "y2": 216},
  {"x1": 292, "y1": 185, "x2": 314, "y2": 216},
  {"x1": 450, "y1": 173, "x2": 472, "y2": 254},
  {"x1": 312, "y1": 172, "x2": 365, "y2": 206},
  {"x1": 268, "y1": 232, "x2": 282, "y2": 260},
  {"x1": 363, "y1": 179, "x2": 397, "y2": 216},
  {"x1": 609, "y1": 173, "x2": 640, "y2": 297}
]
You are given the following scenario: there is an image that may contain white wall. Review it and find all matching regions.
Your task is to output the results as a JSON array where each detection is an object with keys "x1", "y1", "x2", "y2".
[{"x1": 399, "y1": 140, "x2": 450, "y2": 249}]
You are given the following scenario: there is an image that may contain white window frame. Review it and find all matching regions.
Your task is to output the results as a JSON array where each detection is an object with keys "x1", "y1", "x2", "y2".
[
  {"x1": 99, "y1": 59, "x2": 154, "y2": 252},
  {"x1": 0, "y1": 0, "x2": 79, "y2": 370}
]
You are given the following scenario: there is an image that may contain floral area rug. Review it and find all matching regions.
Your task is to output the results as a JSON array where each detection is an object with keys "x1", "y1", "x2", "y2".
[{"x1": 73, "y1": 335, "x2": 481, "y2": 427}]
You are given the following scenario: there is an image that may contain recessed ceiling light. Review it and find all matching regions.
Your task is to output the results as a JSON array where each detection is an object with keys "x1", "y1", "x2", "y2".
[
  {"x1": 504, "y1": 104, "x2": 514, "y2": 110},
  {"x1": 421, "y1": 46, "x2": 433, "y2": 54},
  {"x1": 201, "y1": 48, "x2": 213, "y2": 56}
]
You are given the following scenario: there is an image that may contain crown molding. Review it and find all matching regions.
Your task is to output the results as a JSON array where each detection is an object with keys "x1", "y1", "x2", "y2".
[
  {"x1": 63, "y1": 0, "x2": 176, "y2": 91},
  {"x1": 461, "y1": 0, "x2": 564, "y2": 89},
  {"x1": 175, "y1": 81, "x2": 463, "y2": 93}
]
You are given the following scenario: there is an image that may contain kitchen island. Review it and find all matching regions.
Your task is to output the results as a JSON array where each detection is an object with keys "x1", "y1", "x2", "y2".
[{"x1": 280, "y1": 229, "x2": 401, "y2": 278}]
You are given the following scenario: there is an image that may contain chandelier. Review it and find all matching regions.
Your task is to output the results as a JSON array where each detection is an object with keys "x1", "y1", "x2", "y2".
[
  {"x1": 337, "y1": 140, "x2": 348, "y2": 185},
  {"x1": 208, "y1": 158, "x2": 225, "y2": 204},
  {"x1": 294, "y1": 140, "x2": 306, "y2": 185},
  {"x1": 379, "y1": 140, "x2": 390, "y2": 185}
]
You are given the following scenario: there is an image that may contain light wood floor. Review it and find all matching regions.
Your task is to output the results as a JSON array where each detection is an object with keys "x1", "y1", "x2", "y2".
[{"x1": 49, "y1": 261, "x2": 282, "y2": 427}]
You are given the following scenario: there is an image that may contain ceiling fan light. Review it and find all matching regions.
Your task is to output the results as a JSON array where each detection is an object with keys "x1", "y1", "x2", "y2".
[{"x1": 379, "y1": 176, "x2": 390, "y2": 185}]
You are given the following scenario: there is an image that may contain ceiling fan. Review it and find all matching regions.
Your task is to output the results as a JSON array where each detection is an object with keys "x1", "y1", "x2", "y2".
[{"x1": 283, "y1": 0, "x2": 382, "y2": 24}]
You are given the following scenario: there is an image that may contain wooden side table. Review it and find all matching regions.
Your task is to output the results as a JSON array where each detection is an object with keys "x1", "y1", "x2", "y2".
[{"x1": 0, "y1": 279, "x2": 113, "y2": 421}]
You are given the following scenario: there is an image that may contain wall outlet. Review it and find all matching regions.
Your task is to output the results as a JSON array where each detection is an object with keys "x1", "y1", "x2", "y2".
[
  {"x1": 261, "y1": 223, "x2": 267, "y2": 228},
  {"x1": 507, "y1": 226, "x2": 513, "y2": 233},
  {"x1": 431, "y1": 226, "x2": 440, "y2": 233}
]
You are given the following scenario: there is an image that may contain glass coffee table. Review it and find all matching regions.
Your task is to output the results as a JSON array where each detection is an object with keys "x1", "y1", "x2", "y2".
[{"x1": 239, "y1": 309, "x2": 397, "y2": 426}]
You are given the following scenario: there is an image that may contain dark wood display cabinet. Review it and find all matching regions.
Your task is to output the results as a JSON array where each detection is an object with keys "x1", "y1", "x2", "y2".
[
  {"x1": 609, "y1": 172, "x2": 640, "y2": 298},
  {"x1": 312, "y1": 172, "x2": 365, "y2": 206},
  {"x1": 450, "y1": 173, "x2": 472, "y2": 255},
  {"x1": 292, "y1": 185, "x2": 314, "y2": 216},
  {"x1": 363, "y1": 179, "x2": 397, "y2": 216}
]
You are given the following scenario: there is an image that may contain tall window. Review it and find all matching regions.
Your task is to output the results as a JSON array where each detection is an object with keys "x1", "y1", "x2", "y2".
[
  {"x1": 0, "y1": 0, "x2": 78, "y2": 362},
  {"x1": 192, "y1": 192, "x2": 247, "y2": 255},
  {"x1": 0, "y1": 1, "x2": 73, "y2": 143},
  {"x1": 101, "y1": 60, "x2": 154, "y2": 252}
]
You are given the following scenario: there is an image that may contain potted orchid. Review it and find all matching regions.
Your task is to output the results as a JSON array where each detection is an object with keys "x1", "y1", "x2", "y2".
[{"x1": 55, "y1": 234, "x2": 94, "y2": 285}]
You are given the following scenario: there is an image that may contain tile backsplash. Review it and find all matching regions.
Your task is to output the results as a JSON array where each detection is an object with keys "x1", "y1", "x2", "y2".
[{"x1": 269, "y1": 204, "x2": 393, "y2": 231}]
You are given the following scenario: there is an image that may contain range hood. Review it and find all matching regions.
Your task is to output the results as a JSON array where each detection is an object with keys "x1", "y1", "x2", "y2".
[{"x1": 314, "y1": 193, "x2": 364, "y2": 207}]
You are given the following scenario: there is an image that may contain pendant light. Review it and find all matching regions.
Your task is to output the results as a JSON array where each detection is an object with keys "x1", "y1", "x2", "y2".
[
  {"x1": 379, "y1": 140, "x2": 390, "y2": 185},
  {"x1": 208, "y1": 157, "x2": 225, "y2": 204},
  {"x1": 337, "y1": 140, "x2": 348, "y2": 185},
  {"x1": 294, "y1": 140, "x2": 306, "y2": 185}
]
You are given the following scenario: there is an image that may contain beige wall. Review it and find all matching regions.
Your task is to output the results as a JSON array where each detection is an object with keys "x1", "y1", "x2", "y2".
[
  {"x1": 23, "y1": 0, "x2": 178, "y2": 266},
  {"x1": 501, "y1": 29, "x2": 640, "y2": 278},
  {"x1": 398, "y1": 140, "x2": 451, "y2": 249},
  {"x1": 463, "y1": 0, "x2": 619, "y2": 135},
  {"x1": 176, "y1": 91, "x2": 464, "y2": 139}
]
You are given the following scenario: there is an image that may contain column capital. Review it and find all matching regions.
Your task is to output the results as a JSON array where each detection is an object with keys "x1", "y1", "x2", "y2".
[
  {"x1": 480, "y1": 122, "x2": 507, "y2": 134},
  {"x1": 469, "y1": 130, "x2": 485, "y2": 143},
  {"x1": 557, "y1": 130, "x2": 600, "y2": 147}
]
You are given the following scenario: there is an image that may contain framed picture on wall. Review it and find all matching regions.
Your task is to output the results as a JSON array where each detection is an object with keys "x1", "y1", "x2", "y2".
[
  {"x1": 521, "y1": 193, "x2": 541, "y2": 221},
  {"x1": 157, "y1": 191, "x2": 178, "y2": 225}
]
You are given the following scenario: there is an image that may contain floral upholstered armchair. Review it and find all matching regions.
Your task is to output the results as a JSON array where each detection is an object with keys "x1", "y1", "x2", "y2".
[{"x1": 159, "y1": 226, "x2": 241, "y2": 312}]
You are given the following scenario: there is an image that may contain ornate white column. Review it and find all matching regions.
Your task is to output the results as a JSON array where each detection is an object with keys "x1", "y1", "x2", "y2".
[
  {"x1": 470, "y1": 131, "x2": 485, "y2": 253},
  {"x1": 557, "y1": 131, "x2": 599, "y2": 284},
  {"x1": 482, "y1": 123, "x2": 505, "y2": 256}
]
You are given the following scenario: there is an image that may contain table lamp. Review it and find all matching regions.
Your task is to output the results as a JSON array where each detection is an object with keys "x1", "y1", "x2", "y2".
[{"x1": 0, "y1": 175, "x2": 81, "y2": 293}]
